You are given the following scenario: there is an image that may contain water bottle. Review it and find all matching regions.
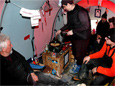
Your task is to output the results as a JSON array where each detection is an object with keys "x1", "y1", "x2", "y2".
[{"x1": 45, "y1": 43, "x2": 49, "y2": 53}]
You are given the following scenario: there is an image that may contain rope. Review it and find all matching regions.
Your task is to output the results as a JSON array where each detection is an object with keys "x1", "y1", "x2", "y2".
[
  {"x1": 50, "y1": 7, "x2": 62, "y2": 42},
  {"x1": 10, "y1": 2, "x2": 22, "y2": 8}
]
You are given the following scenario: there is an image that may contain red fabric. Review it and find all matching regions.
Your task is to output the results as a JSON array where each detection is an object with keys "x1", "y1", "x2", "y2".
[
  {"x1": 89, "y1": 42, "x2": 115, "y2": 77},
  {"x1": 6, "y1": 56, "x2": 12, "y2": 62},
  {"x1": 77, "y1": 0, "x2": 115, "y2": 13},
  {"x1": 24, "y1": 35, "x2": 30, "y2": 40}
]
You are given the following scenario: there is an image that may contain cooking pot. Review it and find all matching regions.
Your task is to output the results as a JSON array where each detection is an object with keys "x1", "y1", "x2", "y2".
[{"x1": 48, "y1": 38, "x2": 62, "y2": 53}]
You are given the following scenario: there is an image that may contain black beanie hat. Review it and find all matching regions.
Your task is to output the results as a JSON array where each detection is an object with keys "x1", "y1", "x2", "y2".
[
  {"x1": 106, "y1": 28, "x2": 115, "y2": 42},
  {"x1": 102, "y1": 12, "x2": 107, "y2": 19},
  {"x1": 61, "y1": 0, "x2": 73, "y2": 5}
]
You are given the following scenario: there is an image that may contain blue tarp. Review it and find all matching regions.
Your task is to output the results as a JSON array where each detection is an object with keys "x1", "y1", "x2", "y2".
[{"x1": 30, "y1": 63, "x2": 45, "y2": 69}]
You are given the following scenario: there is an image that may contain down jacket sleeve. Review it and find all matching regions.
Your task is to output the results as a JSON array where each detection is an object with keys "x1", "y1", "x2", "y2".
[{"x1": 89, "y1": 42, "x2": 107, "y2": 59}]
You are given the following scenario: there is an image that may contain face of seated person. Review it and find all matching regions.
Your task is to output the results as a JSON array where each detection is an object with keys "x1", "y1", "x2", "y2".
[
  {"x1": 109, "y1": 22, "x2": 115, "y2": 29},
  {"x1": 105, "y1": 37, "x2": 115, "y2": 47},
  {"x1": 2, "y1": 40, "x2": 13, "y2": 56}
]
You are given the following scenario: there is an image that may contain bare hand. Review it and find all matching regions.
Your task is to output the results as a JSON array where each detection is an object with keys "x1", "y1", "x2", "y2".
[
  {"x1": 83, "y1": 56, "x2": 90, "y2": 64},
  {"x1": 56, "y1": 30, "x2": 61, "y2": 36},
  {"x1": 97, "y1": 34, "x2": 101, "y2": 40},
  {"x1": 31, "y1": 73, "x2": 38, "y2": 82},
  {"x1": 97, "y1": 39, "x2": 101, "y2": 44},
  {"x1": 92, "y1": 67, "x2": 97, "y2": 74},
  {"x1": 67, "y1": 30, "x2": 73, "y2": 35}
]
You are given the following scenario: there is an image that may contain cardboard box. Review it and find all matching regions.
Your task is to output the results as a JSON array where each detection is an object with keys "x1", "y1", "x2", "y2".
[{"x1": 42, "y1": 47, "x2": 71, "y2": 75}]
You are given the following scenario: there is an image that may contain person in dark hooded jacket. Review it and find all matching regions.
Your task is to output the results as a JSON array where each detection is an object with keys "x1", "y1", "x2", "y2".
[{"x1": 56, "y1": 0, "x2": 91, "y2": 73}]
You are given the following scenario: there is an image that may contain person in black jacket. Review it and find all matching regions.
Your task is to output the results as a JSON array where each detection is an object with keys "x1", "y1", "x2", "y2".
[
  {"x1": 56, "y1": 0, "x2": 91, "y2": 74},
  {"x1": 94, "y1": 11, "x2": 110, "y2": 52},
  {"x1": 0, "y1": 33, "x2": 64, "y2": 85}
]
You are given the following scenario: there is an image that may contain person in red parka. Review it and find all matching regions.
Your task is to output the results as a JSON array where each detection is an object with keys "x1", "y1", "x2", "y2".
[{"x1": 77, "y1": 28, "x2": 115, "y2": 85}]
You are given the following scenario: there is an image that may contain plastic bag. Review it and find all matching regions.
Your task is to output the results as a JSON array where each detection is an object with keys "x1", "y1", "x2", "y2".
[{"x1": 78, "y1": 62, "x2": 89, "y2": 80}]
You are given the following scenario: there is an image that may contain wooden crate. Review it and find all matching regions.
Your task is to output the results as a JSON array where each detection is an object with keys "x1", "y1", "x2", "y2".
[{"x1": 42, "y1": 47, "x2": 71, "y2": 75}]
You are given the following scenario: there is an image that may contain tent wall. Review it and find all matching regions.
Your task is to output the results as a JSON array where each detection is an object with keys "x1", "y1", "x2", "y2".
[
  {"x1": 0, "y1": 0, "x2": 4, "y2": 17},
  {"x1": 78, "y1": 0, "x2": 115, "y2": 13},
  {"x1": 0, "y1": 0, "x2": 46, "y2": 60},
  {"x1": 34, "y1": 0, "x2": 64, "y2": 57}
]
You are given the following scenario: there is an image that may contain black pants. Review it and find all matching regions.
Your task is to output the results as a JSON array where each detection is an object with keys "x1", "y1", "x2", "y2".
[
  {"x1": 27, "y1": 71, "x2": 65, "y2": 86},
  {"x1": 90, "y1": 74, "x2": 114, "y2": 85},
  {"x1": 86, "y1": 59, "x2": 114, "y2": 85},
  {"x1": 71, "y1": 39, "x2": 90, "y2": 65}
]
